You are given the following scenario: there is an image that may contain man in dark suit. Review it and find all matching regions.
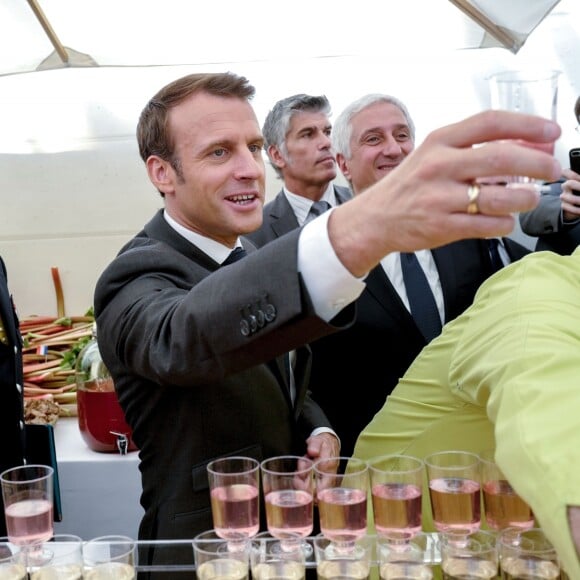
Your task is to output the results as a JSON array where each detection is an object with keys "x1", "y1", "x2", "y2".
[
  {"x1": 311, "y1": 94, "x2": 529, "y2": 457},
  {"x1": 248, "y1": 93, "x2": 351, "y2": 247},
  {"x1": 94, "y1": 72, "x2": 556, "y2": 553},
  {"x1": 0, "y1": 255, "x2": 26, "y2": 536}
]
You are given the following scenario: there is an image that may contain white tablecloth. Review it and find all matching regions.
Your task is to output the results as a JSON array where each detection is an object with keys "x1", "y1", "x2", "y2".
[{"x1": 52, "y1": 417, "x2": 143, "y2": 540}]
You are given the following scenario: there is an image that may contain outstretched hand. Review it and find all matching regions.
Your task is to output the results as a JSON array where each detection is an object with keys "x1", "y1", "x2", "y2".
[{"x1": 329, "y1": 110, "x2": 562, "y2": 277}]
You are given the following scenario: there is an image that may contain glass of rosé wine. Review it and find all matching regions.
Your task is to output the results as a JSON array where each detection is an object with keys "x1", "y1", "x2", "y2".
[
  {"x1": 1, "y1": 464, "x2": 54, "y2": 567},
  {"x1": 207, "y1": 456, "x2": 260, "y2": 553},
  {"x1": 479, "y1": 449, "x2": 534, "y2": 531},
  {"x1": 369, "y1": 454, "x2": 424, "y2": 539},
  {"x1": 488, "y1": 68, "x2": 560, "y2": 187},
  {"x1": 424, "y1": 451, "x2": 481, "y2": 534},
  {"x1": 260, "y1": 456, "x2": 314, "y2": 556},
  {"x1": 313, "y1": 457, "x2": 368, "y2": 555}
]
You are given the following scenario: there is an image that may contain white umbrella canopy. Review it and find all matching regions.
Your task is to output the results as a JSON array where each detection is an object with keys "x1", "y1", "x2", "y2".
[{"x1": 0, "y1": 0, "x2": 566, "y2": 76}]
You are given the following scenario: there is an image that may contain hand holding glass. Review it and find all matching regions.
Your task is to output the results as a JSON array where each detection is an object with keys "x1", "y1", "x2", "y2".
[{"x1": 488, "y1": 68, "x2": 560, "y2": 185}]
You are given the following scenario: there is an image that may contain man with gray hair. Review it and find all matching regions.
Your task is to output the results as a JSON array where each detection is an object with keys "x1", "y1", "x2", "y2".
[
  {"x1": 305, "y1": 93, "x2": 529, "y2": 457},
  {"x1": 247, "y1": 94, "x2": 351, "y2": 247}
]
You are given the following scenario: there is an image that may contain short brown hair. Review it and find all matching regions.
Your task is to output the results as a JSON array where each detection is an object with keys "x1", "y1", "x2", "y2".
[{"x1": 137, "y1": 72, "x2": 256, "y2": 166}]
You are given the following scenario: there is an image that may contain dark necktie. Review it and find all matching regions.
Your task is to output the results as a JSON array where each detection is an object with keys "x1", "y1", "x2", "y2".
[
  {"x1": 400, "y1": 252, "x2": 442, "y2": 343},
  {"x1": 305, "y1": 200, "x2": 331, "y2": 223},
  {"x1": 222, "y1": 246, "x2": 247, "y2": 266},
  {"x1": 487, "y1": 238, "x2": 504, "y2": 273}
]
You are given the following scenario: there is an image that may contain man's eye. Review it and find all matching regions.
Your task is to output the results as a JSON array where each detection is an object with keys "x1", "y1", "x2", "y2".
[
  {"x1": 249, "y1": 144, "x2": 262, "y2": 153},
  {"x1": 212, "y1": 148, "x2": 226, "y2": 157}
]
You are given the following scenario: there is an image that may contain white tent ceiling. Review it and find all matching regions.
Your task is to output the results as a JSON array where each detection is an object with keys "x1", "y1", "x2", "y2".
[
  {"x1": 0, "y1": 0, "x2": 578, "y2": 156},
  {"x1": 0, "y1": 0, "x2": 567, "y2": 76}
]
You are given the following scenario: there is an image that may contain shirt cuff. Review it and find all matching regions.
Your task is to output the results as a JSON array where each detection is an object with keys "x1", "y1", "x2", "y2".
[
  {"x1": 298, "y1": 209, "x2": 366, "y2": 322},
  {"x1": 309, "y1": 427, "x2": 341, "y2": 451}
]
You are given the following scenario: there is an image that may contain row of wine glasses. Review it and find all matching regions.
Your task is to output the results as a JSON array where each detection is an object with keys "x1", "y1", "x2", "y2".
[
  {"x1": 205, "y1": 449, "x2": 536, "y2": 557},
  {"x1": 206, "y1": 455, "x2": 371, "y2": 556}
]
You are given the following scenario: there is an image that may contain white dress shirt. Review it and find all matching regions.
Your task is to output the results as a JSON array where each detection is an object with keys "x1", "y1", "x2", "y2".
[{"x1": 283, "y1": 183, "x2": 338, "y2": 226}]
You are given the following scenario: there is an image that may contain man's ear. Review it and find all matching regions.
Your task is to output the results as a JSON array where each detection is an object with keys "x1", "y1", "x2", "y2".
[
  {"x1": 146, "y1": 155, "x2": 175, "y2": 196},
  {"x1": 336, "y1": 152, "x2": 351, "y2": 182},
  {"x1": 268, "y1": 145, "x2": 286, "y2": 170}
]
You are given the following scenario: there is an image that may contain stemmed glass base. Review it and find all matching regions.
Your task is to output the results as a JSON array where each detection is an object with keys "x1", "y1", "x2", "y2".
[
  {"x1": 323, "y1": 540, "x2": 363, "y2": 559},
  {"x1": 269, "y1": 538, "x2": 313, "y2": 559},
  {"x1": 21, "y1": 543, "x2": 55, "y2": 568}
]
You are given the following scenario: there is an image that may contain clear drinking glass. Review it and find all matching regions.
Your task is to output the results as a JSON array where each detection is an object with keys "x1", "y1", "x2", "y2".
[
  {"x1": 479, "y1": 449, "x2": 534, "y2": 531},
  {"x1": 499, "y1": 527, "x2": 560, "y2": 579},
  {"x1": 313, "y1": 534, "x2": 373, "y2": 580},
  {"x1": 207, "y1": 456, "x2": 260, "y2": 552},
  {"x1": 260, "y1": 456, "x2": 314, "y2": 555},
  {"x1": 82, "y1": 535, "x2": 136, "y2": 579},
  {"x1": 193, "y1": 529, "x2": 250, "y2": 580},
  {"x1": 369, "y1": 455, "x2": 424, "y2": 538},
  {"x1": 313, "y1": 457, "x2": 368, "y2": 554},
  {"x1": 488, "y1": 68, "x2": 560, "y2": 186},
  {"x1": 424, "y1": 451, "x2": 481, "y2": 533},
  {"x1": 440, "y1": 530, "x2": 498, "y2": 579},
  {"x1": 250, "y1": 536, "x2": 305, "y2": 580},
  {"x1": 28, "y1": 534, "x2": 83, "y2": 579},
  {"x1": 0, "y1": 464, "x2": 54, "y2": 567},
  {"x1": 377, "y1": 532, "x2": 434, "y2": 580},
  {"x1": 0, "y1": 536, "x2": 27, "y2": 580}
]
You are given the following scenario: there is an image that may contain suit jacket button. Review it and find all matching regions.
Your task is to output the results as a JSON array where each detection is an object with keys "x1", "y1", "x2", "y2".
[
  {"x1": 240, "y1": 319, "x2": 251, "y2": 336},
  {"x1": 254, "y1": 309, "x2": 265, "y2": 328},
  {"x1": 248, "y1": 315, "x2": 258, "y2": 333},
  {"x1": 264, "y1": 304, "x2": 276, "y2": 322}
]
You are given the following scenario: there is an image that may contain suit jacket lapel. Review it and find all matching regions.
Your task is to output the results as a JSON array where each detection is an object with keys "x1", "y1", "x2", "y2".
[
  {"x1": 431, "y1": 246, "x2": 459, "y2": 324},
  {"x1": 364, "y1": 265, "x2": 417, "y2": 331},
  {"x1": 291, "y1": 346, "x2": 311, "y2": 418},
  {"x1": 333, "y1": 185, "x2": 353, "y2": 205},
  {"x1": 268, "y1": 192, "x2": 300, "y2": 239}
]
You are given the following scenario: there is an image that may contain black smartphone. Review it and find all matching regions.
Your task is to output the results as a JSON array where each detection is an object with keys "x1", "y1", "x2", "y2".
[{"x1": 570, "y1": 147, "x2": 580, "y2": 174}]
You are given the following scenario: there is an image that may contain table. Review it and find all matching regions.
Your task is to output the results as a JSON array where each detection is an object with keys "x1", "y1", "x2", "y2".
[{"x1": 52, "y1": 417, "x2": 143, "y2": 540}]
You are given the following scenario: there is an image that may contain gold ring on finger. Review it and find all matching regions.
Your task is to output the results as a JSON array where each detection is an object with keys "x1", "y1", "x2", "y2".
[{"x1": 467, "y1": 183, "x2": 481, "y2": 215}]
